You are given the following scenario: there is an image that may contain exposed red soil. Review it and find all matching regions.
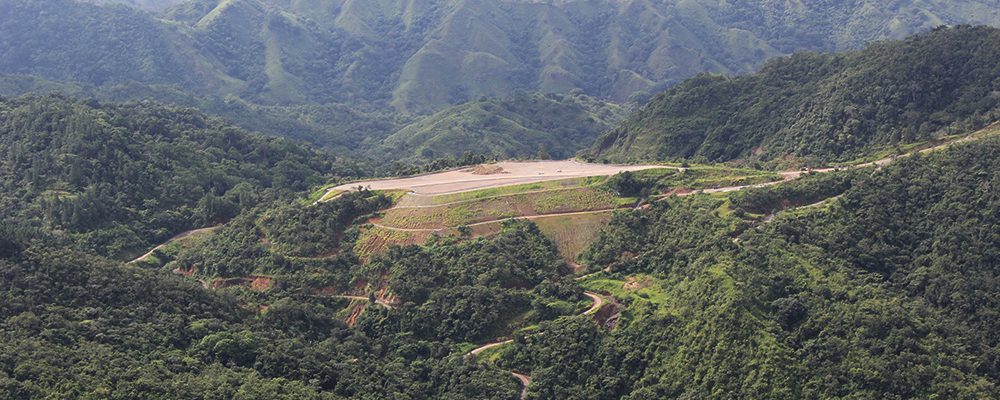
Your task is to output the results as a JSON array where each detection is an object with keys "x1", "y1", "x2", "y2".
[
  {"x1": 345, "y1": 303, "x2": 366, "y2": 327},
  {"x1": 250, "y1": 276, "x2": 273, "y2": 291}
]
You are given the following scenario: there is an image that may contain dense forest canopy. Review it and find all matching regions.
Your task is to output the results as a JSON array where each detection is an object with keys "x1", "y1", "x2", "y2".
[
  {"x1": 497, "y1": 137, "x2": 1000, "y2": 398},
  {"x1": 0, "y1": 95, "x2": 360, "y2": 259},
  {"x1": 593, "y1": 25, "x2": 1000, "y2": 165}
]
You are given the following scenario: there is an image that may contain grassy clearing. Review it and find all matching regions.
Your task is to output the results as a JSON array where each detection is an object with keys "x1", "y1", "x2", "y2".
[
  {"x1": 353, "y1": 222, "x2": 506, "y2": 262},
  {"x1": 316, "y1": 189, "x2": 343, "y2": 203},
  {"x1": 380, "y1": 187, "x2": 617, "y2": 229},
  {"x1": 353, "y1": 225, "x2": 422, "y2": 262},
  {"x1": 580, "y1": 275, "x2": 670, "y2": 305},
  {"x1": 533, "y1": 211, "x2": 615, "y2": 264},
  {"x1": 579, "y1": 274, "x2": 674, "y2": 318},
  {"x1": 396, "y1": 176, "x2": 606, "y2": 207}
]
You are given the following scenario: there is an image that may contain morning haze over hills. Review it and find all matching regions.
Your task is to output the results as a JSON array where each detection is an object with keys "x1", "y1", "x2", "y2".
[{"x1": 3, "y1": 0, "x2": 1000, "y2": 399}]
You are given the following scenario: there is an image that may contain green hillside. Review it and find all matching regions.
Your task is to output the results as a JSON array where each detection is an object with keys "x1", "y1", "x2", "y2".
[
  {"x1": 0, "y1": 94, "x2": 357, "y2": 259},
  {"x1": 375, "y1": 92, "x2": 628, "y2": 160},
  {"x1": 592, "y1": 25, "x2": 1000, "y2": 165},
  {"x1": 502, "y1": 134, "x2": 1000, "y2": 398}
]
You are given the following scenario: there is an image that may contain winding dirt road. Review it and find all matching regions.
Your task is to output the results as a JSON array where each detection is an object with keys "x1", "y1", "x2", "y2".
[
  {"x1": 583, "y1": 292, "x2": 604, "y2": 315},
  {"x1": 129, "y1": 226, "x2": 219, "y2": 264},
  {"x1": 370, "y1": 209, "x2": 620, "y2": 233},
  {"x1": 511, "y1": 372, "x2": 532, "y2": 400},
  {"x1": 465, "y1": 290, "x2": 605, "y2": 398}
]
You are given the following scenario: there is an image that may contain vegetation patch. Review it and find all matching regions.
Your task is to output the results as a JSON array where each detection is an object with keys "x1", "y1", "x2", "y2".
[
  {"x1": 533, "y1": 211, "x2": 615, "y2": 264},
  {"x1": 379, "y1": 187, "x2": 617, "y2": 229},
  {"x1": 395, "y1": 176, "x2": 601, "y2": 207}
]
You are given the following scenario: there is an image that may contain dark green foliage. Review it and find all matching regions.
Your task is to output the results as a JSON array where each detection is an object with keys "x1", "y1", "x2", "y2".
[
  {"x1": 259, "y1": 190, "x2": 393, "y2": 257},
  {"x1": 0, "y1": 246, "x2": 522, "y2": 399},
  {"x1": 731, "y1": 169, "x2": 864, "y2": 214},
  {"x1": 594, "y1": 26, "x2": 1000, "y2": 164},
  {"x1": 0, "y1": 95, "x2": 348, "y2": 259},
  {"x1": 173, "y1": 212, "x2": 290, "y2": 277},
  {"x1": 605, "y1": 171, "x2": 652, "y2": 198},
  {"x1": 380, "y1": 221, "x2": 565, "y2": 302},
  {"x1": 513, "y1": 137, "x2": 1000, "y2": 398},
  {"x1": 357, "y1": 221, "x2": 570, "y2": 342}
]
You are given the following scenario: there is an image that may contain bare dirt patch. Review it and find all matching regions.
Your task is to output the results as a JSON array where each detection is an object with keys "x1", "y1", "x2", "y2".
[
  {"x1": 465, "y1": 164, "x2": 508, "y2": 175},
  {"x1": 623, "y1": 276, "x2": 651, "y2": 291}
]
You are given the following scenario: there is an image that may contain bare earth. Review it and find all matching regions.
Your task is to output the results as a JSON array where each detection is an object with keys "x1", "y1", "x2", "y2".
[{"x1": 331, "y1": 160, "x2": 665, "y2": 195}]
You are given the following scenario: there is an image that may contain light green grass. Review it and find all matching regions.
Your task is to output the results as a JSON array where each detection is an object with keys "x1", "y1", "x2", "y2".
[
  {"x1": 381, "y1": 187, "x2": 617, "y2": 229},
  {"x1": 396, "y1": 176, "x2": 606, "y2": 207}
]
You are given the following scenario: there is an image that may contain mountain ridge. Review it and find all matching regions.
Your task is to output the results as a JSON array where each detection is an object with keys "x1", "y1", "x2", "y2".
[
  {"x1": 4, "y1": 0, "x2": 1000, "y2": 114},
  {"x1": 591, "y1": 25, "x2": 1000, "y2": 165}
]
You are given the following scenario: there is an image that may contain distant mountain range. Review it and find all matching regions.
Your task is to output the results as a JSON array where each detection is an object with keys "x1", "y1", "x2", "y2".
[
  {"x1": 2, "y1": 0, "x2": 1000, "y2": 161},
  {"x1": 4, "y1": 0, "x2": 1000, "y2": 115},
  {"x1": 374, "y1": 92, "x2": 627, "y2": 161},
  {"x1": 81, "y1": 0, "x2": 186, "y2": 11}
]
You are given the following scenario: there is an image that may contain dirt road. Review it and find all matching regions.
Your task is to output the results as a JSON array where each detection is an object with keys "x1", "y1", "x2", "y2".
[
  {"x1": 511, "y1": 372, "x2": 532, "y2": 400},
  {"x1": 328, "y1": 295, "x2": 395, "y2": 309},
  {"x1": 370, "y1": 209, "x2": 620, "y2": 233},
  {"x1": 583, "y1": 292, "x2": 604, "y2": 315},
  {"x1": 469, "y1": 339, "x2": 514, "y2": 356},
  {"x1": 465, "y1": 290, "x2": 604, "y2": 397},
  {"x1": 329, "y1": 160, "x2": 665, "y2": 196},
  {"x1": 129, "y1": 226, "x2": 219, "y2": 264},
  {"x1": 466, "y1": 291, "x2": 603, "y2": 356}
]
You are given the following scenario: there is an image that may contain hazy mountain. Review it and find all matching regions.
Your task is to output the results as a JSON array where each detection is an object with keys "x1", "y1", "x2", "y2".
[
  {"x1": 375, "y1": 91, "x2": 628, "y2": 160},
  {"x1": 592, "y1": 25, "x2": 1000, "y2": 165},
  {"x1": 3, "y1": 0, "x2": 999, "y2": 115},
  {"x1": 80, "y1": 0, "x2": 187, "y2": 11}
]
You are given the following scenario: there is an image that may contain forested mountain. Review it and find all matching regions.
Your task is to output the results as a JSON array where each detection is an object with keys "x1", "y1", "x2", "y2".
[
  {"x1": 374, "y1": 92, "x2": 627, "y2": 161},
  {"x1": 0, "y1": 95, "x2": 360, "y2": 259},
  {"x1": 3, "y1": 0, "x2": 1000, "y2": 114},
  {"x1": 0, "y1": 227, "x2": 557, "y2": 399},
  {"x1": 3, "y1": 0, "x2": 999, "y2": 159},
  {"x1": 502, "y1": 135, "x2": 1000, "y2": 398},
  {"x1": 592, "y1": 25, "x2": 1000, "y2": 165}
]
